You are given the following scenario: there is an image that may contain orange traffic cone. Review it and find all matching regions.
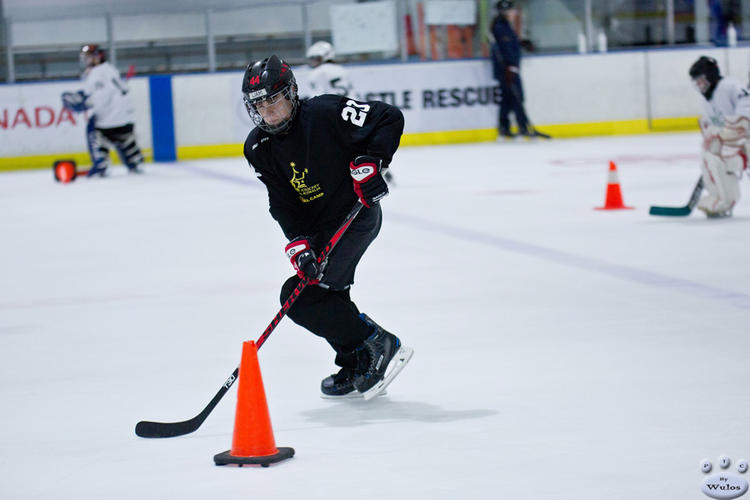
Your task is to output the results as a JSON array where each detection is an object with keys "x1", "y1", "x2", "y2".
[
  {"x1": 595, "y1": 161, "x2": 634, "y2": 210},
  {"x1": 53, "y1": 159, "x2": 78, "y2": 183},
  {"x1": 214, "y1": 341, "x2": 294, "y2": 467}
]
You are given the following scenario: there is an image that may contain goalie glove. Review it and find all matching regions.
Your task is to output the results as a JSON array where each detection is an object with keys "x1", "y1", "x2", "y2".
[
  {"x1": 285, "y1": 237, "x2": 321, "y2": 283},
  {"x1": 349, "y1": 155, "x2": 389, "y2": 208},
  {"x1": 61, "y1": 91, "x2": 89, "y2": 113}
]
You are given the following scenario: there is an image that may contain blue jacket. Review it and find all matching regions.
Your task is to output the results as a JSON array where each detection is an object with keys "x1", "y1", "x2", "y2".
[{"x1": 491, "y1": 15, "x2": 521, "y2": 79}]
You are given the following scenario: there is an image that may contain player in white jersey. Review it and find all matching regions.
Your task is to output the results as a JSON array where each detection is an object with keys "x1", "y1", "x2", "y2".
[
  {"x1": 62, "y1": 44, "x2": 144, "y2": 177},
  {"x1": 689, "y1": 56, "x2": 749, "y2": 218},
  {"x1": 305, "y1": 41, "x2": 354, "y2": 98},
  {"x1": 304, "y1": 41, "x2": 395, "y2": 185}
]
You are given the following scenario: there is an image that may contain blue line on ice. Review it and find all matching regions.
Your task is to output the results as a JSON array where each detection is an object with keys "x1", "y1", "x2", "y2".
[
  {"x1": 181, "y1": 163, "x2": 750, "y2": 311},
  {"x1": 395, "y1": 213, "x2": 750, "y2": 311}
]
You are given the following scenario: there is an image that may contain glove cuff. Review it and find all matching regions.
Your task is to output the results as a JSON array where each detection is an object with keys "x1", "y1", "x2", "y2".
[
  {"x1": 285, "y1": 237, "x2": 311, "y2": 261},
  {"x1": 350, "y1": 156, "x2": 381, "y2": 183}
]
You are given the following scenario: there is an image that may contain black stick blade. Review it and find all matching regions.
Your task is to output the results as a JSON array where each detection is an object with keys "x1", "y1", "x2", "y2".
[
  {"x1": 135, "y1": 417, "x2": 203, "y2": 438},
  {"x1": 135, "y1": 368, "x2": 238, "y2": 438}
]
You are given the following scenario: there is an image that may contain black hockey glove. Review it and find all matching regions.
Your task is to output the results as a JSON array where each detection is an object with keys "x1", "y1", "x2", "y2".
[
  {"x1": 285, "y1": 237, "x2": 321, "y2": 283},
  {"x1": 349, "y1": 155, "x2": 389, "y2": 208}
]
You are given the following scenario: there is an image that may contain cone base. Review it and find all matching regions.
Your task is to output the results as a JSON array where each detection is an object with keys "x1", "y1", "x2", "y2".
[{"x1": 214, "y1": 447, "x2": 295, "y2": 468}]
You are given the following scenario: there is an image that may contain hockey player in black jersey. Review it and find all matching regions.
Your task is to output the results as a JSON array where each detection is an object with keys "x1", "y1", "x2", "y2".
[{"x1": 242, "y1": 55, "x2": 413, "y2": 400}]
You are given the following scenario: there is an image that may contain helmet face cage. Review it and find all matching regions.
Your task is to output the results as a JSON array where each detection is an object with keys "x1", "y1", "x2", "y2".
[
  {"x1": 242, "y1": 56, "x2": 299, "y2": 134},
  {"x1": 691, "y1": 75, "x2": 711, "y2": 95},
  {"x1": 80, "y1": 44, "x2": 105, "y2": 69},
  {"x1": 243, "y1": 84, "x2": 299, "y2": 134}
]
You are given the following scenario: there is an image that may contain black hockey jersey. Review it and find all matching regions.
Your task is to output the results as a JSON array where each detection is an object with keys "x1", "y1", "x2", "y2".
[{"x1": 244, "y1": 95, "x2": 404, "y2": 245}]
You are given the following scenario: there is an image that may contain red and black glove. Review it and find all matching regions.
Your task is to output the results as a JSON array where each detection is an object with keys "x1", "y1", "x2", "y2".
[
  {"x1": 285, "y1": 237, "x2": 320, "y2": 283},
  {"x1": 349, "y1": 155, "x2": 389, "y2": 208}
]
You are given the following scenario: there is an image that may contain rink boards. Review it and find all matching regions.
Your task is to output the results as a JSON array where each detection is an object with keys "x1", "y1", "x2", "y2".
[{"x1": 2, "y1": 45, "x2": 749, "y2": 170}]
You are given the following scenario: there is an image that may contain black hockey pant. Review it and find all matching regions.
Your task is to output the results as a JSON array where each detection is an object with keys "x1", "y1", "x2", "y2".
[
  {"x1": 280, "y1": 205, "x2": 382, "y2": 369},
  {"x1": 87, "y1": 121, "x2": 144, "y2": 172}
]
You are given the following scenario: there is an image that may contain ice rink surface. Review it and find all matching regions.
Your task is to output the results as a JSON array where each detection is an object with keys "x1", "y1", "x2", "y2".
[{"x1": 1, "y1": 132, "x2": 749, "y2": 500}]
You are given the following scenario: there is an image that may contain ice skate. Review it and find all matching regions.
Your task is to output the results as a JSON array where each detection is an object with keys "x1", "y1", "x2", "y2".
[
  {"x1": 698, "y1": 206, "x2": 733, "y2": 218},
  {"x1": 353, "y1": 314, "x2": 413, "y2": 401},
  {"x1": 496, "y1": 128, "x2": 516, "y2": 142},
  {"x1": 320, "y1": 367, "x2": 387, "y2": 399},
  {"x1": 321, "y1": 366, "x2": 357, "y2": 398},
  {"x1": 87, "y1": 167, "x2": 108, "y2": 178}
]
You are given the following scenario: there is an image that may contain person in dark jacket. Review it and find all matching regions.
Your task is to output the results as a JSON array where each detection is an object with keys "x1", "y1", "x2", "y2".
[
  {"x1": 490, "y1": 0, "x2": 531, "y2": 138},
  {"x1": 242, "y1": 55, "x2": 413, "y2": 400}
]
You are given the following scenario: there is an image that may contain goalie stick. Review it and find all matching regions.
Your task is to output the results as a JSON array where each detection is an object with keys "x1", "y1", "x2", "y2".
[
  {"x1": 649, "y1": 177, "x2": 704, "y2": 216},
  {"x1": 135, "y1": 201, "x2": 364, "y2": 438}
]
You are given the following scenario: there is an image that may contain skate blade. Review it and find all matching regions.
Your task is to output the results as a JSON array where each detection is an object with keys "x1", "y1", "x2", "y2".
[
  {"x1": 361, "y1": 345, "x2": 414, "y2": 401},
  {"x1": 320, "y1": 389, "x2": 387, "y2": 400}
]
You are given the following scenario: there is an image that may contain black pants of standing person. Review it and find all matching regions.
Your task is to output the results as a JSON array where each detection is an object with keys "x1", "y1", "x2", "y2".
[{"x1": 499, "y1": 73, "x2": 530, "y2": 136}]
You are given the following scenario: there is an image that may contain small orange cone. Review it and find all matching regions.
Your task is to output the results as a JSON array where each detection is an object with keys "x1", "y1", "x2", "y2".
[
  {"x1": 595, "y1": 161, "x2": 634, "y2": 210},
  {"x1": 214, "y1": 341, "x2": 294, "y2": 467},
  {"x1": 53, "y1": 160, "x2": 78, "y2": 183}
]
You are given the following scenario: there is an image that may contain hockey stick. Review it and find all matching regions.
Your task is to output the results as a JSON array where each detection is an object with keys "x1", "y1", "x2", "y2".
[
  {"x1": 649, "y1": 177, "x2": 704, "y2": 216},
  {"x1": 135, "y1": 201, "x2": 364, "y2": 438}
]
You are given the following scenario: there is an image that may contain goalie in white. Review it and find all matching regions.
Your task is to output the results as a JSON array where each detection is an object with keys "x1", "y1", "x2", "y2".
[
  {"x1": 61, "y1": 44, "x2": 144, "y2": 177},
  {"x1": 305, "y1": 41, "x2": 354, "y2": 98},
  {"x1": 690, "y1": 56, "x2": 749, "y2": 218}
]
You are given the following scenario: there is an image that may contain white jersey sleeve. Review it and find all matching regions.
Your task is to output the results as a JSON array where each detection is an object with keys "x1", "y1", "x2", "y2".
[
  {"x1": 701, "y1": 77, "x2": 750, "y2": 127},
  {"x1": 81, "y1": 62, "x2": 136, "y2": 129},
  {"x1": 308, "y1": 63, "x2": 354, "y2": 98}
]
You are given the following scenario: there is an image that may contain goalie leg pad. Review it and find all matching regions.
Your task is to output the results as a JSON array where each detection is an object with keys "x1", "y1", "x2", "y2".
[
  {"x1": 86, "y1": 118, "x2": 109, "y2": 176},
  {"x1": 102, "y1": 124, "x2": 144, "y2": 169},
  {"x1": 698, "y1": 150, "x2": 741, "y2": 214}
]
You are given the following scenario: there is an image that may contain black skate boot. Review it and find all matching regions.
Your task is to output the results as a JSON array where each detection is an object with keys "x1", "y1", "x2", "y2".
[
  {"x1": 497, "y1": 127, "x2": 516, "y2": 140},
  {"x1": 321, "y1": 345, "x2": 372, "y2": 399},
  {"x1": 321, "y1": 367, "x2": 356, "y2": 398},
  {"x1": 352, "y1": 314, "x2": 413, "y2": 400}
]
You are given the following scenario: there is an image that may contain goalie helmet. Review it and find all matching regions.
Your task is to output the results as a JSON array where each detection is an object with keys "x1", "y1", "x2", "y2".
[
  {"x1": 306, "y1": 41, "x2": 335, "y2": 68},
  {"x1": 689, "y1": 56, "x2": 721, "y2": 99},
  {"x1": 241, "y1": 55, "x2": 299, "y2": 134},
  {"x1": 80, "y1": 44, "x2": 106, "y2": 69}
]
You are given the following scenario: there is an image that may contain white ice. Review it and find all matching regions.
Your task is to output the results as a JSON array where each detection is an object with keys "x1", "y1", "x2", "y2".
[{"x1": 1, "y1": 133, "x2": 749, "y2": 500}]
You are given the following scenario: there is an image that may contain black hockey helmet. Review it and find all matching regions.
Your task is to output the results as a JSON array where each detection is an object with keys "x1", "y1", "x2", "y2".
[
  {"x1": 242, "y1": 55, "x2": 299, "y2": 134},
  {"x1": 689, "y1": 56, "x2": 721, "y2": 99},
  {"x1": 496, "y1": 0, "x2": 514, "y2": 10},
  {"x1": 80, "y1": 44, "x2": 106, "y2": 68}
]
